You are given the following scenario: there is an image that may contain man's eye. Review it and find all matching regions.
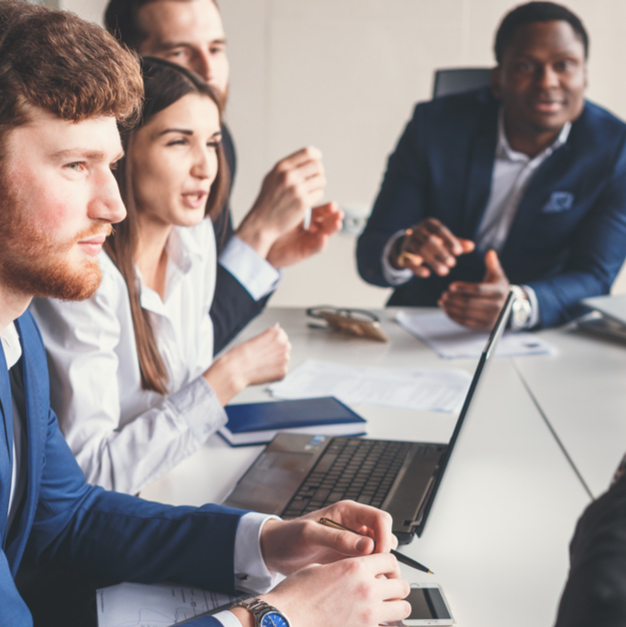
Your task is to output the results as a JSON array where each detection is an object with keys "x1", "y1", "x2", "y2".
[
  {"x1": 166, "y1": 49, "x2": 185, "y2": 59},
  {"x1": 65, "y1": 162, "x2": 85, "y2": 172},
  {"x1": 554, "y1": 60, "x2": 573, "y2": 72},
  {"x1": 516, "y1": 62, "x2": 534, "y2": 72}
]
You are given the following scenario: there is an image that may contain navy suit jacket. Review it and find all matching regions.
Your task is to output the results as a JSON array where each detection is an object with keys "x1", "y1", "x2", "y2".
[
  {"x1": 1, "y1": 311, "x2": 245, "y2": 626},
  {"x1": 555, "y1": 472, "x2": 626, "y2": 626},
  {"x1": 357, "y1": 88, "x2": 626, "y2": 328},
  {"x1": 211, "y1": 125, "x2": 271, "y2": 354}
]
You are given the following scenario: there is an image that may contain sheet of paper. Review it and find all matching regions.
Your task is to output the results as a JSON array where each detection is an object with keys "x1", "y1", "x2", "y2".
[
  {"x1": 96, "y1": 582, "x2": 236, "y2": 627},
  {"x1": 269, "y1": 359, "x2": 471, "y2": 412},
  {"x1": 396, "y1": 310, "x2": 556, "y2": 359}
]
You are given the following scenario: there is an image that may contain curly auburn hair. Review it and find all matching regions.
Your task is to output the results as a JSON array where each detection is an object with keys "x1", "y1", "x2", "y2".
[{"x1": 0, "y1": 0, "x2": 143, "y2": 144}]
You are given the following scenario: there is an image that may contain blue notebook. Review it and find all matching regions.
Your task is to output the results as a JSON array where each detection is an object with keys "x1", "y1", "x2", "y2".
[{"x1": 219, "y1": 396, "x2": 367, "y2": 446}]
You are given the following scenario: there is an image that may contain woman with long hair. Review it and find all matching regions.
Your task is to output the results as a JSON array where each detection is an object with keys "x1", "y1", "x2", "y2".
[{"x1": 31, "y1": 57, "x2": 291, "y2": 494}]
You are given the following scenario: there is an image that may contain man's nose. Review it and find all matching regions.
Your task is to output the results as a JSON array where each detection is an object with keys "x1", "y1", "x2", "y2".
[
  {"x1": 193, "y1": 50, "x2": 212, "y2": 83},
  {"x1": 89, "y1": 170, "x2": 126, "y2": 224},
  {"x1": 536, "y1": 65, "x2": 560, "y2": 89}
]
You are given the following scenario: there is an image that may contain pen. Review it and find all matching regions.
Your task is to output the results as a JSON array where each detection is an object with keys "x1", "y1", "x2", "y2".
[
  {"x1": 303, "y1": 207, "x2": 312, "y2": 230},
  {"x1": 318, "y1": 517, "x2": 434, "y2": 574}
]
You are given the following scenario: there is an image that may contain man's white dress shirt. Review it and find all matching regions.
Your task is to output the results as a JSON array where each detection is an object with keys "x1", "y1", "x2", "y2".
[
  {"x1": 30, "y1": 219, "x2": 278, "y2": 495},
  {"x1": 382, "y1": 109, "x2": 571, "y2": 328}
]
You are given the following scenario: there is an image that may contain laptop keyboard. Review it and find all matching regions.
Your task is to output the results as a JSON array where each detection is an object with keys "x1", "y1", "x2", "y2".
[{"x1": 282, "y1": 438, "x2": 424, "y2": 518}]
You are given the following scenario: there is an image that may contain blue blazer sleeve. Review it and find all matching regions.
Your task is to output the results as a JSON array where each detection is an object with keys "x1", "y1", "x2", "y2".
[
  {"x1": 27, "y1": 407, "x2": 245, "y2": 593},
  {"x1": 526, "y1": 137, "x2": 626, "y2": 327},
  {"x1": 356, "y1": 103, "x2": 430, "y2": 288}
]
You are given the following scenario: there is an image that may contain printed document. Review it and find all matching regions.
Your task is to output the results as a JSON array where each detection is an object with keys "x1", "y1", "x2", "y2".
[
  {"x1": 97, "y1": 582, "x2": 236, "y2": 627},
  {"x1": 396, "y1": 310, "x2": 555, "y2": 359},
  {"x1": 269, "y1": 359, "x2": 471, "y2": 413}
]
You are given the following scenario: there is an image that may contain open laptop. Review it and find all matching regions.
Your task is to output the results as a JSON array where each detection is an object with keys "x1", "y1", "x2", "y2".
[
  {"x1": 223, "y1": 293, "x2": 514, "y2": 544},
  {"x1": 578, "y1": 294, "x2": 626, "y2": 344}
]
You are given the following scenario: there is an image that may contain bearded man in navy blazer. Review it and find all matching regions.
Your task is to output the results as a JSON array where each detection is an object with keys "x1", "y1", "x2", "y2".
[
  {"x1": 357, "y1": 1, "x2": 626, "y2": 330},
  {"x1": 0, "y1": 3, "x2": 410, "y2": 626}
]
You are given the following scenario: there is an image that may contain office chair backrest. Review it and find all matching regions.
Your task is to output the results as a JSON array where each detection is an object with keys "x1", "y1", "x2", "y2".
[{"x1": 433, "y1": 68, "x2": 492, "y2": 98}]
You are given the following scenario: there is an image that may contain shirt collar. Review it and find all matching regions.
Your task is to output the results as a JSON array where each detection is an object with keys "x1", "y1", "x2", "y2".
[
  {"x1": 497, "y1": 107, "x2": 571, "y2": 162},
  {"x1": 139, "y1": 224, "x2": 207, "y2": 313},
  {"x1": 1, "y1": 323, "x2": 22, "y2": 369}
]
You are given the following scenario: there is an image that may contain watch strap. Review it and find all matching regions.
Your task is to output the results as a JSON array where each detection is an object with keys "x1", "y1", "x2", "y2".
[
  {"x1": 509, "y1": 284, "x2": 532, "y2": 331},
  {"x1": 232, "y1": 597, "x2": 291, "y2": 627}
]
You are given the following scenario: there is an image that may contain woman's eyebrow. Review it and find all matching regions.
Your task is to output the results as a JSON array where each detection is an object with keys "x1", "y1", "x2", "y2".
[{"x1": 158, "y1": 128, "x2": 193, "y2": 137}]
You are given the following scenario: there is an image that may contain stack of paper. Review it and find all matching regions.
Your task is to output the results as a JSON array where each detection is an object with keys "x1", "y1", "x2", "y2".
[
  {"x1": 268, "y1": 359, "x2": 471, "y2": 413},
  {"x1": 396, "y1": 310, "x2": 555, "y2": 359},
  {"x1": 97, "y1": 582, "x2": 236, "y2": 626}
]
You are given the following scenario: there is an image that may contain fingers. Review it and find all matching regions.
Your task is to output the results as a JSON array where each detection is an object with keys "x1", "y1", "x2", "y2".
[
  {"x1": 309, "y1": 500, "x2": 396, "y2": 555},
  {"x1": 439, "y1": 282, "x2": 509, "y2": 330},
  {"x1": 400, "y1": 219, "x2": 474, "y2": 276},
  {"x1": 483, "y1": 249, "x2": 507, "y2": 283},
  {"x1": 275, "y1": 145, "x2": 322, "y2": 170},
  {"x1": 309, "y1": 202, "x2": 344, "y2": 235}
]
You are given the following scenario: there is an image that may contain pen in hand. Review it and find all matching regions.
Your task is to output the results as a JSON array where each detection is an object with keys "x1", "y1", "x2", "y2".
[
  {"x1": 303, "y1": 207, "x2": 312, "y2": 230},
  {"x1": 319, "y1": 517, "x2": 434, "y2": 574}
]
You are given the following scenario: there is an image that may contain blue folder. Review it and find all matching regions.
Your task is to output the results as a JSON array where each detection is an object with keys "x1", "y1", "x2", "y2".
[{"x1": 220, "y1": 396, "x2": 367, "y2": 446}]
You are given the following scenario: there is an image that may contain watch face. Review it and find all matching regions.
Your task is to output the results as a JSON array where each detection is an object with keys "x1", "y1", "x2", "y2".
[{"x1": 261, "y1": 611, "x2": 289, "y2": 627}]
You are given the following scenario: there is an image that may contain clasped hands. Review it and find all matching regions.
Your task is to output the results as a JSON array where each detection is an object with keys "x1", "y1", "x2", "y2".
[
  {"x1": 390, "y1": 218, "x2": 510, "y2": 330},
  {"x1": 228, "y1": 500, "x2": 411, "y2": 627}
]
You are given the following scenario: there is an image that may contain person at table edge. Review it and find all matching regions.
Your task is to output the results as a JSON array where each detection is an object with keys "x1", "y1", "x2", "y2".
[
  {"x1": 357, "y1": 1, "x2": 626, "y2": 331},
  {"x1": 105, "y1": 0, "x2": 343, "y2": 353},
  {"x1": 0, "y1": 4, "x2": 408, "y2": 626}
]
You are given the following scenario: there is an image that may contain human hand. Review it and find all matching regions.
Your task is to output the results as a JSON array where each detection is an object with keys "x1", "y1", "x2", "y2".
[
  {"x1": 266, "y1": 202, "x2": 343, "y2": 268},
  {"x1": 250, "y1": 553, "x2": 410, "y2": 627},
  {"x1": 390, "y1": 218, "x2": 474, "y2": 277},
  {"x1": 259, "y1": 500, "x2": 397, "y2": 576},
  {"x1": 203, "y1": 324, "x2": 290, "y2": 405},
  {"x1": 236, "y1": 147, "x2": 326, "y2": 258},
  {"x1": 438, "y1": 249, "x2": 510, "y2": 329}
]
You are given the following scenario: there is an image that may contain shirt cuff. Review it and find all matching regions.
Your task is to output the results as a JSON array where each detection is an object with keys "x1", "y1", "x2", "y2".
[
  {"x1": 165, "y1": 376, "x2": 228, "y2": 443},
  {"x1": 382, "y1": 231, "x2": 414, "y2": 286},
  {"x1": 213, "y1": 610, "x2": 245, "y2": 627},
  {"x1": 234, "y1": 512, "x2": 285, "y2": 594},
  {"x1": 521, "y1": 285, "x2": 541, "y2": 329},
  {"x1": 219, "y1": 236, "x2": 281, "y2": 300}
]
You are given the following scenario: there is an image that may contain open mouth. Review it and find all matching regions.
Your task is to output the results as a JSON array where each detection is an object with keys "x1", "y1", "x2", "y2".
[{"x1": 182, "y1": 191, "x2": 208, "y2": 208}]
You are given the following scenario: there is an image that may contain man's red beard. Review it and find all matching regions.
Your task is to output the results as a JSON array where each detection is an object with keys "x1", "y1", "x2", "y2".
[{"x1": 0, "y1": 183, "x2": 112, "y2": 302}]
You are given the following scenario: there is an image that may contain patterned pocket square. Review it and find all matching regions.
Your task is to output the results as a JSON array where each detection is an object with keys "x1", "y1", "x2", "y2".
[{"x1": 542, "y1": 191, "x2": 574, "y2": 213}]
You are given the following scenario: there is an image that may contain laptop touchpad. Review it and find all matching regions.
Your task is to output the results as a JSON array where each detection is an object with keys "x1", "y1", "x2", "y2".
[{"x1": 258, "y1": 451, "x2": 314, "y2": 472}]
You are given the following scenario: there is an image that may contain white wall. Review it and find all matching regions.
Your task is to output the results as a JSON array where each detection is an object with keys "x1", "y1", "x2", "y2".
[{"x1": 60, "y1": 0, "x2": 626, "y2": 307}]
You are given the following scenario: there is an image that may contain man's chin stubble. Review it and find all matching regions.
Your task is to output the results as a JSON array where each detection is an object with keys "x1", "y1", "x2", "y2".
[{"x1": 1, "y1": 256, "x2": 102, "y2": 301}]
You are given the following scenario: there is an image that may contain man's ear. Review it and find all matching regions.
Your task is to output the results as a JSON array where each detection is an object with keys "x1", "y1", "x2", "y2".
[{"x1": 491, "y1": 66, "x2": 502, "y2": 100}]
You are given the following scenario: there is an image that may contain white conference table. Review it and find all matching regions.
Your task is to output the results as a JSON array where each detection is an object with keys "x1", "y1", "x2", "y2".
[
  {"x1": 513, "y1": 325, "x2": 626, "y2": 498},
  {"x1": 142, "y1": 307, "x2": 594, "y2": 627}
]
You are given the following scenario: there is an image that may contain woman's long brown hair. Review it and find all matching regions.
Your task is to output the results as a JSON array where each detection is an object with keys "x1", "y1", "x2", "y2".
[{"x1": 104, "y1": 56, "x2": 230, "y2": 395}]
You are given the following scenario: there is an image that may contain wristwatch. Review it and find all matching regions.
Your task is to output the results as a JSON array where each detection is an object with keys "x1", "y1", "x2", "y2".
[
  {"x1": 509, "y1": 285, "x2": 532, "y2": 331},
  {"x1": 233, "y1": 597, "x2": 292, "y2": 627}
]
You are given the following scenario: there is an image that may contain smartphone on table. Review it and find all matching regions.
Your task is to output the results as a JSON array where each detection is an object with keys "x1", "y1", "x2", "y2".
[{"x1": 401, "y1": 583, "x2": 454, "y2": 626}]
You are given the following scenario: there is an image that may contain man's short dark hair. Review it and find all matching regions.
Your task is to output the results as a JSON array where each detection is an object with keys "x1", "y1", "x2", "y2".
[
  {"x1": 104, "y1": 0, "x2": 218, "y2": 50},
  {"x1": 104, "y1": 0, "x2": 154, "y2": 49},
  {"x1": 494, "y1": 2, "x2": 589, "y2": 64}
]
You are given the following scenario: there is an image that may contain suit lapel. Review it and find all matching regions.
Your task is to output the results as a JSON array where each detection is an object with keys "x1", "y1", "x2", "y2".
[
  {"x1": 463, "y1": 98, "x2": 499, "y2": 239},
  {"x1": 4, "y1": 316, "x2": 43, "y2": 572},
  {"x1": 0, "y1": 337, "x2": 14, "y2": 550}
]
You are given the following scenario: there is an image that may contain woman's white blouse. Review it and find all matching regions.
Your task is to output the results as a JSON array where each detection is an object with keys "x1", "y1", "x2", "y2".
[{"x1": 30, "y1": 218, "x2": 227, "y2": 495}]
